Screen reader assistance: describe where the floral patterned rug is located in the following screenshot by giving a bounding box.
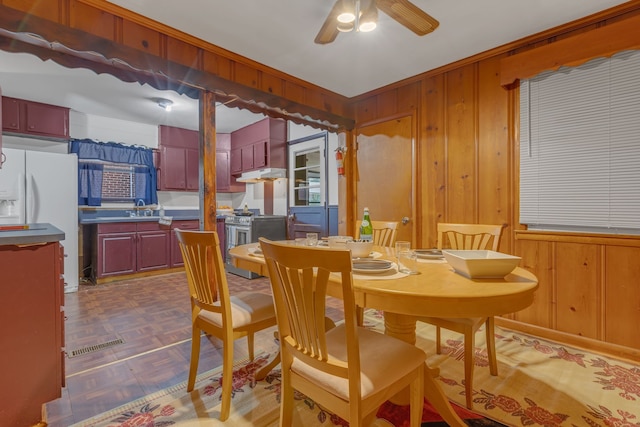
[70,310,640,427]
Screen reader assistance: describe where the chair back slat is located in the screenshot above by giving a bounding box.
[260,238,356,379]
[437,223,504,251]
[355,220,399,247]
[176,229,230,316]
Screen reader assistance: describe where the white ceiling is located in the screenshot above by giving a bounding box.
[0,0,629,132]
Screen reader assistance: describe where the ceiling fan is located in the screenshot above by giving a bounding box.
[315,0,439,44]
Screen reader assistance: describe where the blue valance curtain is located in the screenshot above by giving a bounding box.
[70,139,157,206]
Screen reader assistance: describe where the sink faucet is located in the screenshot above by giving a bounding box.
[136,199,145,216]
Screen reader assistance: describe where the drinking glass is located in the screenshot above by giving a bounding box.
[395,241,418,274]
[395,241,411,255]
[306,232,319,246]
[397,250,419,275]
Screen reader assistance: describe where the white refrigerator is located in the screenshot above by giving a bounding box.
[0,147,79,293]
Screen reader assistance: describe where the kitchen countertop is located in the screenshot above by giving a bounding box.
[0,223,65,246]
[78,209,203,224]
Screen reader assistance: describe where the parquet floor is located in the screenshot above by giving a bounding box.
[44,271,344,426]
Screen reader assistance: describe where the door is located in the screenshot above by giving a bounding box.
[288,133,328,238]
[355,115,415,243]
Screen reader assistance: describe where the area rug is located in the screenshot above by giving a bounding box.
[359,311,640,427]
[71,310,640,427]
[69,352,499,427]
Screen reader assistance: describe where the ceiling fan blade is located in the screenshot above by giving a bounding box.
[376,0,439,36]
[315,0,342,44]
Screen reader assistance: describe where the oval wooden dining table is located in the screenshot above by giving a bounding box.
[229,242,539,427]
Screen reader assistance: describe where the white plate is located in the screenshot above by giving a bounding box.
[352,251,382,260]
[415,249,444,259]
[352,259,394,274]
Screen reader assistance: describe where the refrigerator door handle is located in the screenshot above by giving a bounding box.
[27,173,39,223]
[18,172,26,224]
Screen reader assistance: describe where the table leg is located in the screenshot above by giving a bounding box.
[383,312,466,427]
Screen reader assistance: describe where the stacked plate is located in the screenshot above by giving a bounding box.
[414,249,444,260]
[352,259,394,274]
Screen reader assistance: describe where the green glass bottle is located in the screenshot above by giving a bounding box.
[360,207,373,242]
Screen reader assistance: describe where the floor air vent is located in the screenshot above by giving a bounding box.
[68,338,125,358]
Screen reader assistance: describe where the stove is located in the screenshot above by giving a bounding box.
[224,215,287,279]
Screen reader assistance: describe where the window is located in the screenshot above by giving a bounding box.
[101,164,138,201]
[519,50,640,234]
[289,137,325,207]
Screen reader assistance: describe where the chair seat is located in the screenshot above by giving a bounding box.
[199,292,275,329]
[292,324,426,400]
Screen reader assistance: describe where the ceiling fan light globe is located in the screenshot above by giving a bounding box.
[337,12,356,23]
[358,21,377,32]
[337,21,355,32]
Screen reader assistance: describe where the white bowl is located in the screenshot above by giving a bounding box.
[442,250,522,279]
[345,240,374,258]
[328,235,352,248]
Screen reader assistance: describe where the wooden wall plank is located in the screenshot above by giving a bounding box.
[444,63,477,223]
[122,19,161,56]
[420,74,445,248]
[555,242,601,339]
[477,55,511,252]
[604,246,640,348]
[69,0,114,40]
[514,239,553,327]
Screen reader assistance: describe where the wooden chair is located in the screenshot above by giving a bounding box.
[355,220,399,247]
[417,223,504,409]
[175,229,277,421]
[259,238,426,427]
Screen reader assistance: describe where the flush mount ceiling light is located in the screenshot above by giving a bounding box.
[154,97,173,111]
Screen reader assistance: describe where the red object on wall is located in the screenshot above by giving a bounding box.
[335,148,344,176]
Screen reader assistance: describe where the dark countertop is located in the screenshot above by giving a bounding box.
[79,209,203,224]
[0,223,65,246]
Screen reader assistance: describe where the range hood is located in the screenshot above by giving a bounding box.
[236,168,287,183]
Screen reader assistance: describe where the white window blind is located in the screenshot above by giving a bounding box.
[520,50,640,234]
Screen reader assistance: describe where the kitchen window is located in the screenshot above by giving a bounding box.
[519,49,640,235]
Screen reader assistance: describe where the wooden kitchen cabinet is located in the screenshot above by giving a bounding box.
[170,219,199,267]
[230,117,286,175]
[1,96,69,140]
[0,241,64,427]
[216,133,245,193]
[157,125,199,191]
[95,222,170,280]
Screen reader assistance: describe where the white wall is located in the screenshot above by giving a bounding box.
[70,111,158,148]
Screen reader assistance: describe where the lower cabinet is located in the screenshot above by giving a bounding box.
[0,241,64,426]
[95,222,170,279]
[170,220,200,267]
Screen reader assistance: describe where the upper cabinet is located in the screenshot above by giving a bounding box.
[230,117,287,175]
[216,133,245,193]
[156,125,199,191]
[1,96,69,141]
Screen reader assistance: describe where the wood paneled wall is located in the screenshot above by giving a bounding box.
[348,7,640,358]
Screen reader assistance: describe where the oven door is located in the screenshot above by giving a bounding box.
[225,223,251,261]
